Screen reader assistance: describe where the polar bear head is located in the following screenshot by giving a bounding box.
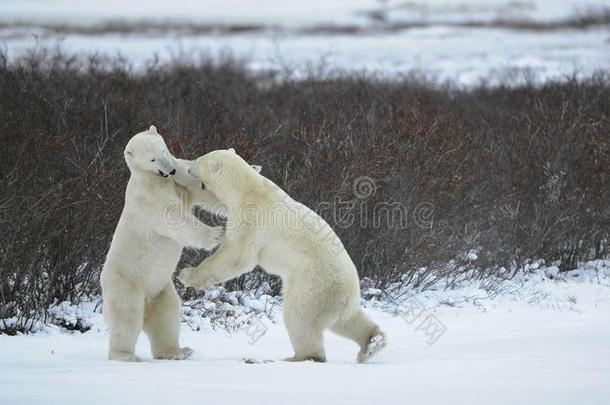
[124,126,176,177]
[188,148,261,202]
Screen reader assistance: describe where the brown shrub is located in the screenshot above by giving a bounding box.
[0,51,608,332]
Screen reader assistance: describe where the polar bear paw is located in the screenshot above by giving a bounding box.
[357,329,387,363]
[154,347,194,360]
[200,225,224,251]
[108,351,141,362]
[177,267,199,288]
[178,267,217,290]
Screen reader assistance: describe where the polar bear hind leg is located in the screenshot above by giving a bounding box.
[283,325,326,362]
[143,283,193,360]
[104,287,145,362]
[331,308,387,363]
[282,303,327,362]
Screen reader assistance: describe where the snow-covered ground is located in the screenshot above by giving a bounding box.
[1,0,608,27]
[1,0,609,84]
[1,304,609,404]
[3,26,608,85]
[1,260,610,404]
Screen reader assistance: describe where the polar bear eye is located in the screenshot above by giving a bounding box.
[151,159,156,162]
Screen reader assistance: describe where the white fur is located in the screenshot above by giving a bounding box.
[179,149,386,363]
[172,157,228,217]
[100,127,223,362]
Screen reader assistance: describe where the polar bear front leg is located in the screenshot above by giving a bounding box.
[155,202,224,251]
[179,237,257,290]
[104,289,145,362]
[144,283,193,360]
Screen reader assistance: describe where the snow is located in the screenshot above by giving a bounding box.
[1,305,609,404]
[3,25,607,85]
[1,260,610,404]
[47,300,103,332]
[1,0,609,85]
[466,249,479,261]
[544,265,561,279]
[0,0,607,26]
[0,0,374,27]
[378,0,610,24]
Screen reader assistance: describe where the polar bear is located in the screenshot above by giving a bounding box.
[100,126,223,362]
[179,149,387,363]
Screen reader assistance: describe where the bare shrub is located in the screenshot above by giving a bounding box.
[0,50,608,333]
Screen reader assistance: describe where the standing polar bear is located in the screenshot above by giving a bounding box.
[179,149,387,363]
[101,126,223,361]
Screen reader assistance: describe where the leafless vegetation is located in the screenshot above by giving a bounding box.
[0,50,608,333]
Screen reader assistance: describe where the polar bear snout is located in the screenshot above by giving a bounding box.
[187,167,201,188]
[158,169,176,177]
[155,156,176,177]
[187,164,200,179]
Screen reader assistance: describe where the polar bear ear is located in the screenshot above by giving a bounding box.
[228,148,236,154]
[148,125,158,135]
[251,164,262,173]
